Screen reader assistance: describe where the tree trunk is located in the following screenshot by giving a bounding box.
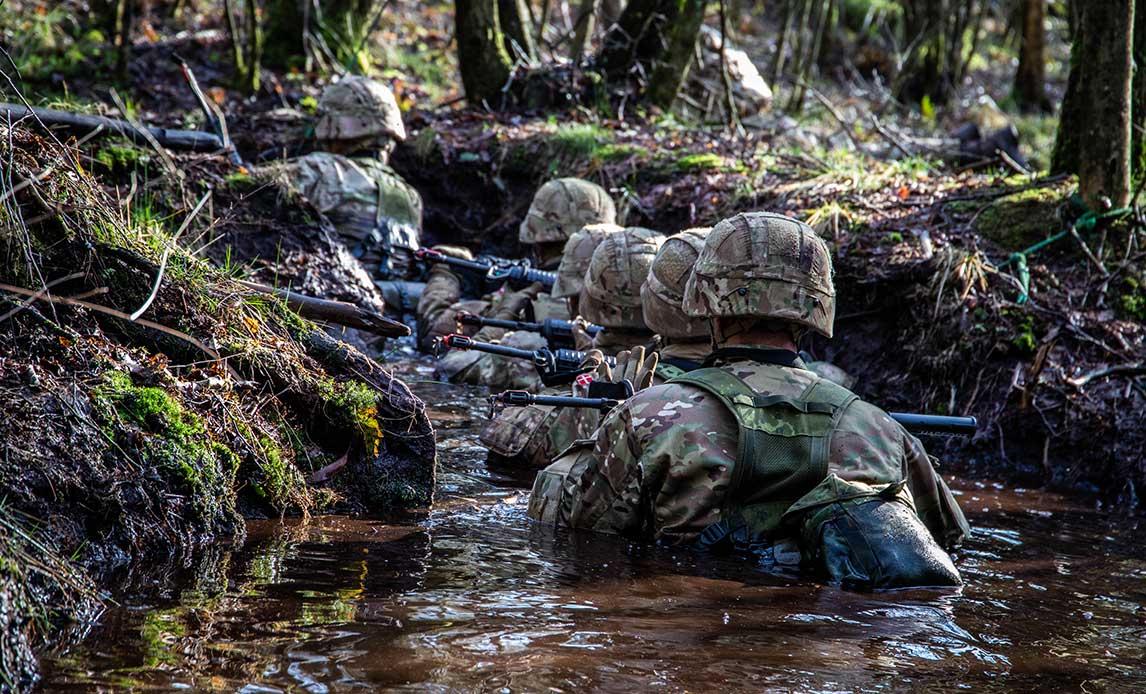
[262,0,307,67]
[1133,0,1146,180]
[498,0,537,60]
[1014,0,1047,112]
[896,0,983,105]
[572,0,600,61]
[598,0,708,108]
[456,0,515,106]
[1052,0,1133,209]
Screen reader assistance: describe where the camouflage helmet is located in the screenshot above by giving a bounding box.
[519,178,617,244]
[579,227,664,329]
[551,223,623,299]
[682,212,835,338]
[314,76,406,148]
[641,227,711,339]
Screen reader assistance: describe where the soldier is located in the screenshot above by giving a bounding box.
[529,212,969,590]
[481,227,664,468]
[550,222,624,317]
[638,227,712,378]
[284,76,424,311]
[420,179,618,388]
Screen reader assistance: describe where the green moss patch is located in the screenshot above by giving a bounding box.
[93,372,238,525]
[972,184,1071,251]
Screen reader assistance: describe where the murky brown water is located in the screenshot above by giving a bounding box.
[38,360,1146,692]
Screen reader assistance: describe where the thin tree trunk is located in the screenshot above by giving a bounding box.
[1052,0,1133,209]
[244,0,262,93]
[571,0,600,61]
[1132,0,1146,181]
[498,0,537,60]
[645,0,707,106]
[1014,0,1047,112]
[456,0,515,106]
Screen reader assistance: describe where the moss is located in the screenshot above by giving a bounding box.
[1117,275,1146,321]
[320,380,385,458]
[547,123,615,162]
[973,184,1069,251]
[671,153,727,173]
[251,435,306,510]
[94,143,147,172]
[224,171,254,188]
[93,372,238,524]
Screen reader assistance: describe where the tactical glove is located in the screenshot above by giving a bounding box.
[570,316,597,351]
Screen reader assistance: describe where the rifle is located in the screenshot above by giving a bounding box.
[434,333,613,386]
[488,390,978,437]
[455,310,602,349]
[415,248,557,292]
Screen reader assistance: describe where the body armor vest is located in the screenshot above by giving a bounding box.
[669,365,857,546]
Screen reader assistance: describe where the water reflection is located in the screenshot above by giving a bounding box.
[39,367,1146,693]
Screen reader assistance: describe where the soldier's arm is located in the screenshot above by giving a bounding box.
[902,433,971,549]
[416,264,464,351]
[562,384,737,545]
[830,400,970,549]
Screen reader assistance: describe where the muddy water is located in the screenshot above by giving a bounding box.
[39,359,1146,692]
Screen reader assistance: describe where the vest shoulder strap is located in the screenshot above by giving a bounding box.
[654,362,688,383]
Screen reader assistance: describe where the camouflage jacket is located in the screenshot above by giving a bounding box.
[528,349,969,551]
[288,152,423,280]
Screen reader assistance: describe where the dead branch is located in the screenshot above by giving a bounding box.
[237,280,411,338]
[1066,363,1146,389]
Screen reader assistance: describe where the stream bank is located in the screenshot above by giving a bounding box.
[0,121,435,689]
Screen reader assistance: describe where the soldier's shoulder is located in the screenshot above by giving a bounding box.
[607,381,729,437]
[837,396,904,437]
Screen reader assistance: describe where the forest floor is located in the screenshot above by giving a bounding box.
[2,0,1145,689]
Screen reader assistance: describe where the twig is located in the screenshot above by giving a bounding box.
[797,79,866,155]
[0,272,84,322]
[1069,225,1109,277]
[0,165,55,206]
[130,190,211,321]
[870,114,915,159]
[0,282,230,370]
[1066,363,1146,389]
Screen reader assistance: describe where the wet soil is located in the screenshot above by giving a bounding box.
[36,356,1146,693]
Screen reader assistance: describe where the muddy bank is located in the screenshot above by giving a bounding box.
[392,111,1146,502]
[0,122,434,688]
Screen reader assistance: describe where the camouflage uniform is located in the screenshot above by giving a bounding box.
[419,179,617,389]
[530,212,969,590]
[284,77,424,287]
[481,227,663,467]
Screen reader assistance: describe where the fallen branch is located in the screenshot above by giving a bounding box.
[0,102,224,152]
[1066,363,1146,389]
[237,280,411,338]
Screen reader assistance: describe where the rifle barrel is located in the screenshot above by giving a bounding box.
[439,334,536,360]
[496,392,619,411]
[888,413,977,436]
